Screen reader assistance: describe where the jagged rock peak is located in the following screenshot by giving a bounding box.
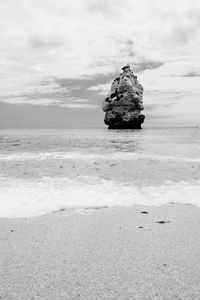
[102,65,145,129]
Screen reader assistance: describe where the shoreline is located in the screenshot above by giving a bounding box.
[1,204,200,299]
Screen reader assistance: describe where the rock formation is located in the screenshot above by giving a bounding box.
[102,64,145,129]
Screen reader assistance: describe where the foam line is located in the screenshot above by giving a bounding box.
[0,176,199,218]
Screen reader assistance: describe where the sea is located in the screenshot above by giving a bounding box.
[0,127,200,218]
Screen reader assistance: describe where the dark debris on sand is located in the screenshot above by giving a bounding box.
[156,221,170,224]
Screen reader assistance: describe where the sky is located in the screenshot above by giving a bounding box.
[0,0,200,128]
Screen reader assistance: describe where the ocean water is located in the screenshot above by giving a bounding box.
[0,127,200,218]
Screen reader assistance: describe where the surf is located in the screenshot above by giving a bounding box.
[0,176,199,218]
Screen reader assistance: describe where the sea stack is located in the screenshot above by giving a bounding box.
[102,64,145,129]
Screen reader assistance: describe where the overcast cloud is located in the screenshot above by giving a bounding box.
[0,0,200,127]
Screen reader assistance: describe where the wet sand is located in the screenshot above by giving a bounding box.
[1,204,200,299]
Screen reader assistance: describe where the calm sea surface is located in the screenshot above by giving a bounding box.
[0,128,200,217]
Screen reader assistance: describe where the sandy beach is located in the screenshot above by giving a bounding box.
[1,204,200,299]
[1,0,200,297]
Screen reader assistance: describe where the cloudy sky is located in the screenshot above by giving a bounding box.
[0,0,200,128]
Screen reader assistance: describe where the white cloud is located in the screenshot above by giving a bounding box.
[87,83,111,96]
[0,0,200,124]
[0,92,98,108]
[1,97,60,106]
[61,103,99,109]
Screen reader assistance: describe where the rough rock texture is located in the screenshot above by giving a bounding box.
[102,65,145,129]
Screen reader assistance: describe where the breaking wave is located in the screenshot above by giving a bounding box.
[0,176,199,218]
[0,151,200,163]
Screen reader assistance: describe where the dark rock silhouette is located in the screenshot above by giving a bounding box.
[102,64,145,129]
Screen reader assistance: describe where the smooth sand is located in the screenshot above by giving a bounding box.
[1,204,200,299]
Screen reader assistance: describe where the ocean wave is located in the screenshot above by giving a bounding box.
[0,176,200,218]
[0,151,199,163]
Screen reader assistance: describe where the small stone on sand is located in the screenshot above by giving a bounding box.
[156,221,170,224]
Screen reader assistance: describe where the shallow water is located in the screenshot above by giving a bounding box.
[0,128,199,217]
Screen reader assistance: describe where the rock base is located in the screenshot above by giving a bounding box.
[106,114,145,129]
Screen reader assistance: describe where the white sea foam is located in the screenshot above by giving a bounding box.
[0,151,199,163]
[0,176,200,218]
